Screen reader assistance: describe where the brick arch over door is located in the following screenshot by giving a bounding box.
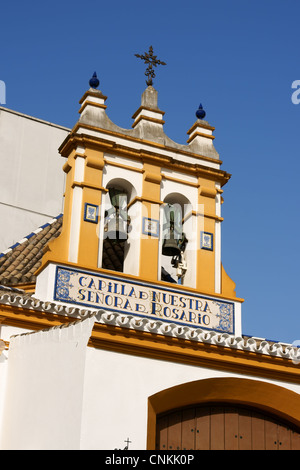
[147,377,300,450]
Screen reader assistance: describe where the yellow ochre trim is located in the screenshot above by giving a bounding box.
[59,131,230,187]
[187,131,215,144]
[78,100,107,115]
[139,161,161,281]
[144,171,163,184]
[132,106,165,120]
[127,195,164,210]
[204,212,224,222]
[66,123,225,167]
[104,158,144,173]
[78,90,107,105]
[162,174,199,188]
[0,339,9,351]
[187,122,215,134]
[0,306,298,386]
[132,115,165,128]
[147,378,300,449]
[86,154,105,170]
[200,186,218,198]
[71,181,108,192]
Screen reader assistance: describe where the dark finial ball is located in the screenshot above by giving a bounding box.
[196,103,206,120]
[89,72,100,89]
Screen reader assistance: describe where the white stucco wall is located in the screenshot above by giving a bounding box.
[0,317,95,450]
[1,316,299,450]
[0,107,69,252]
[0,347,8,441]
[0,324,31,435]
[80,344,300,450]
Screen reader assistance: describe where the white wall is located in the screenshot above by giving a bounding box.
[0,324,32,435]
[0,317,95,450]
[0,347,8,441]
[80,345,300,450]
[0,107,69,252]
[1,316,300,450]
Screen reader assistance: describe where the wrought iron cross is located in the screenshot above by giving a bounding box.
[135,46,166,86]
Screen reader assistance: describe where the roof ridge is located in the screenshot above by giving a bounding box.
[0,213,63,259]
[0,106,71,131]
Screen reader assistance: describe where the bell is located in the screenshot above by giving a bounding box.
[104,211,128,240]
[104,188,128,240]
[162,227,181,257]
[162,204,182,257]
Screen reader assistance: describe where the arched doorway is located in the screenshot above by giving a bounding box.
[156,404,300,450]
[147,378,300,450]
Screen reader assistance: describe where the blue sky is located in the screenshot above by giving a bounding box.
[1,0,300,344]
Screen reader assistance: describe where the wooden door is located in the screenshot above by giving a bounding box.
[156,404,300,450]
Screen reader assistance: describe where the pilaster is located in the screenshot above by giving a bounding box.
[139,161,162,281]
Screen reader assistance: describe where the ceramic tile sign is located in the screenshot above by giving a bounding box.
[54,266,235,334]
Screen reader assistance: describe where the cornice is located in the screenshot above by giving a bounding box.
[132,105,165,120]
[0,291,299,383]
[78,89,107,105]
[60,123,224,166]
[187,121,216,134]
[58,131,231,186]
[131,115,165,128]
[187,131,215,143]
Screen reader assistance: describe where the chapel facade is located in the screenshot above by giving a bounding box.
[0,61,300,450]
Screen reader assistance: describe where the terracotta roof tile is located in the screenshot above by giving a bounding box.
[0,216,63,285]
[0,214,124,286]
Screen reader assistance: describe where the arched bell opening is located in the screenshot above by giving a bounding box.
[100,178,137,273]
[159,193,193,286]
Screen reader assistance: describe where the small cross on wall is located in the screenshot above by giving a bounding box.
[124,437,132,450]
